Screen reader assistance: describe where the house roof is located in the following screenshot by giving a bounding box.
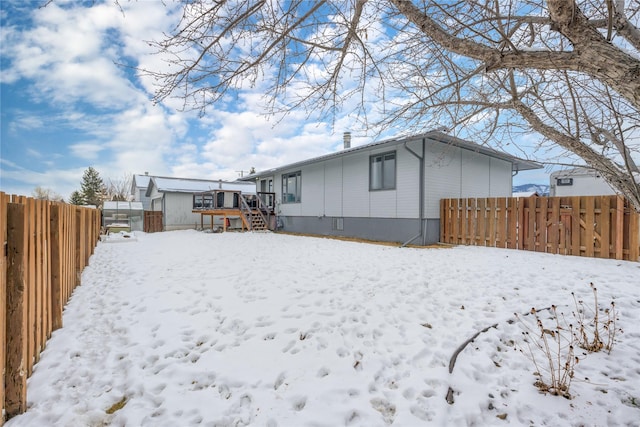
[133,174,151,188]
[241,131,542,179]
[146,177,256,197]
[131,174,152,197]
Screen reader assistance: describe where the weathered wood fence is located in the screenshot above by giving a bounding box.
[144,210,163,233]
[0,192,100,424]
[440,195,640,261]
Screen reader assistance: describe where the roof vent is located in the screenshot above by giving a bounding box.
[343,132,351,149]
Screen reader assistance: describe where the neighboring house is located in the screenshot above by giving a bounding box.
[242,131,541,245]
[131,173,153,210]
[549,167,617,197]
[145,176,256,231]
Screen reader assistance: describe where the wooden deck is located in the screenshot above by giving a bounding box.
[193,190,275,232]
[193,208,271,232]
[193,209,249,231]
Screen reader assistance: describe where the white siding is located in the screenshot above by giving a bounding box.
[164,193,202,230]
[369,190,397,218]
[323,158,343,216]
[395,146,419,218]
[489,157,512,196]
[342,154,370,217]
[424,143,462,218]
[460,150,490,197]
[300,164,325,216]
[550,172,616,196]
[147,184,164,212]
[267,138,515,221]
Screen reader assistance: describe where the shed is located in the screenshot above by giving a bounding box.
[102,201,144,232]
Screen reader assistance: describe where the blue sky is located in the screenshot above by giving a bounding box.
[1,0,549,200]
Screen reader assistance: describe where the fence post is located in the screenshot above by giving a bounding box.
[75,209,81,286]
[629,199,640,261]
[0,193,7,425]
[50,205,63,331]
[5,203,27,418]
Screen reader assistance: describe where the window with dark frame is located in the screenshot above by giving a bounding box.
[282,171,302,203]
[193,194,213,209]
[370,151,396,190]
[556,177,574,186]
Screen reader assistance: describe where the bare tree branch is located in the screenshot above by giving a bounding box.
[142,0,640,211]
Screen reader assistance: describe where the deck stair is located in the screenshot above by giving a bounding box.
[249,210,268,231]
[239,195,270,231]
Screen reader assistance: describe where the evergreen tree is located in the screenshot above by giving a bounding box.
[68,190,84,205]
[80,167,104,207]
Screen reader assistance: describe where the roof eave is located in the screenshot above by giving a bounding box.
[243,131,544,178]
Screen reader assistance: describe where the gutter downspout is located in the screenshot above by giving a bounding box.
[401,138,426,247]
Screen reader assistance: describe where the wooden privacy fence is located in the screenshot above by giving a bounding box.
[144,210,163,233]
[440,195,640,261]
[0,192,100,424]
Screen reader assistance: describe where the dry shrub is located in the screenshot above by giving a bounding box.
[516,306,579,398]
[516,282,621,398]
[572,283,620,354]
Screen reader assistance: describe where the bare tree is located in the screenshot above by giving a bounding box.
[104,172,133,202]
[32,186,64,202]
[145,0,640,211]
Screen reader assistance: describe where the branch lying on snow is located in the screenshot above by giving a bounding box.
[445,307,552,405]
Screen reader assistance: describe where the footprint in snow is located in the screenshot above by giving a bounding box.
[291,396,307,411]
[317,367,330,378]
[274,372,287,390]
[281,340,296,353]
[370,398,396,425]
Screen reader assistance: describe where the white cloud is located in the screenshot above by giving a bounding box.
[3,0,556,204]
[69,143,105,160]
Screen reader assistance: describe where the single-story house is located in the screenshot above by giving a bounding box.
[131,173,153,210]
[549,167,618,197]
[242,130,541,245]
[145,177,256,231]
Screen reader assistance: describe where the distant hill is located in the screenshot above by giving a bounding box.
[513,184,550,196]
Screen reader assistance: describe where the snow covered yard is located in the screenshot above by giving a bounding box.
[5,230,640,427]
